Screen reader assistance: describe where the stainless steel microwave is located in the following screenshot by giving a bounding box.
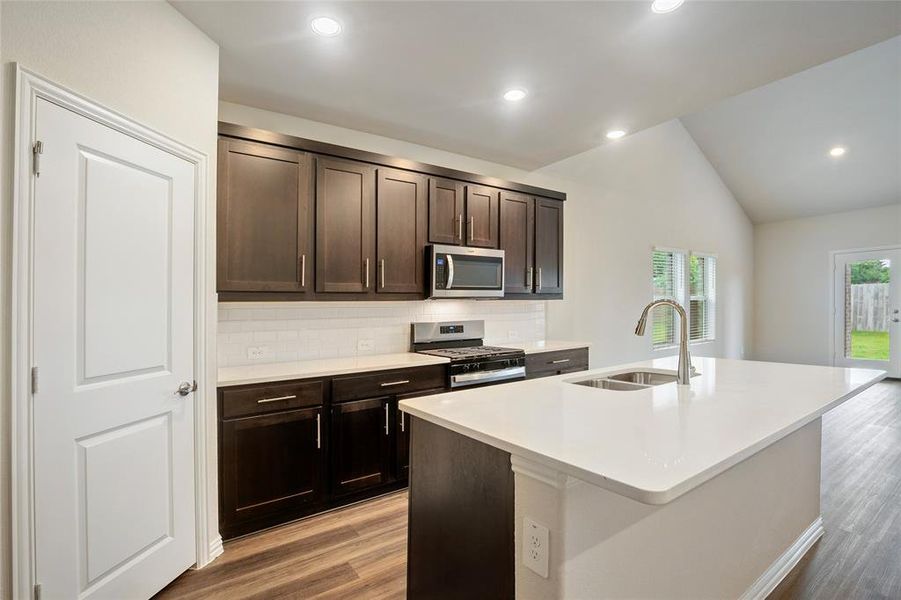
[427,244,505,298]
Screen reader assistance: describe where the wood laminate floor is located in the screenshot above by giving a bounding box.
[156,381,901,600]
[769,379,901,600]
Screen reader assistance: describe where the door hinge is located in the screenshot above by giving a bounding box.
[34,583,42,600]
[32,141,43,177]
[31,366,38,394]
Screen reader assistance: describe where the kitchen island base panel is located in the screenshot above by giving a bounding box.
[406,416,823,599]
[407,417,515,599]
[514,418,823,600]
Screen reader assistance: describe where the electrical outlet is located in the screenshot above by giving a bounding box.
[522,517,549,578]
[508,330,521,341]
[357,339,375,352]
[247,346,268,360]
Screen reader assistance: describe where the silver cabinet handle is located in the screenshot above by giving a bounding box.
[300,254,306,287]
[457,214,463,241]
[384,403,390,435]
[257,394,296,404]
[537,267,543,291]
[316,412,321,449]
[364,258,370,289]
[400,411,405,433]
[468,216,474,242]
[176,381,197,396]
[380,380,410,387]
[550,359,570,364]
[380,258,386,289]
[526,267,533,289]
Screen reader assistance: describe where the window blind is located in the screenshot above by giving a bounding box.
[689,254,716,343]
[651,249,686,349]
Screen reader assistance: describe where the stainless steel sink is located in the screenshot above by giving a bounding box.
[608,371,678,386]
[569,369,698,391]
[572,378,649,391]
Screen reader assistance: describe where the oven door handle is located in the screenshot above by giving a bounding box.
[451,366,526,387]
[446,255,455,290]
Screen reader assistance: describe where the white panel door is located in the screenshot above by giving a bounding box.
[32,97,196,599]
[833,248,901,378]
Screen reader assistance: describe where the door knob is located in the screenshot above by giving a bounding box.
[176,381,197,396]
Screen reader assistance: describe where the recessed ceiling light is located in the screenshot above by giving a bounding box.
[651,0,685,14]
[606,130,627,140]
[829,146,847,157]
[503,88,528,102]
[311,16,342,37]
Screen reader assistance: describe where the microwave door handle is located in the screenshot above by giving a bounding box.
[446,255,455,289]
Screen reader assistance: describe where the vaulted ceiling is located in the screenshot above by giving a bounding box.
[682,36,900,223]
[174,1,901,170]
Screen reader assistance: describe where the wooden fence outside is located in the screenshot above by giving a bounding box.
[851,283,890,331]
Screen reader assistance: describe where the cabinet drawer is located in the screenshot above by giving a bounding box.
[332,365,447,403]
[220,380,325,419]
[525,348,589,379]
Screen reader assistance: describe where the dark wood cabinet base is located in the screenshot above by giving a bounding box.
[407,417,515,600]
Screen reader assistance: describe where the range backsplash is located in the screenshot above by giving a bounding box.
[217,300,547,367]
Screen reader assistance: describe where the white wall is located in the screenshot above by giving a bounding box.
[0,2,219,596]
[754,203,901,366]
[536,119,755,367]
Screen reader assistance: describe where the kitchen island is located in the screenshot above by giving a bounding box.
[399,356,885,600]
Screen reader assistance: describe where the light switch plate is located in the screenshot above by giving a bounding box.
[522,517,549,578]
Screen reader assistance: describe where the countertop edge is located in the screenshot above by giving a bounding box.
[400,368,887,505]
[218,354,451,387]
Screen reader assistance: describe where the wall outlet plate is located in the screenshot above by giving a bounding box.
[522,517,549,578]
[357,339,375,352]
[247,346,268,360]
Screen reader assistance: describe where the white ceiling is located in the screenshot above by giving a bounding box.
[682,36,901,223]
[172,1,901,170]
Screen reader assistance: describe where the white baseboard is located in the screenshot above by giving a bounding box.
[205,535,224,566]
[740,516,824,600]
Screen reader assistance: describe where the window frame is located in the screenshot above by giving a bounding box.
[650,247,717,351]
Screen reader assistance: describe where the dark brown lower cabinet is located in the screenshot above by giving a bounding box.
[525,347,589,379]
[330,397,393,496]
[219,406,324,539]
[396,387,446,481]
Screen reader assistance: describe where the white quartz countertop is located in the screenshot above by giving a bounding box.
[219,353,450,387]
[504,340,590,354]
[399,356,885,505]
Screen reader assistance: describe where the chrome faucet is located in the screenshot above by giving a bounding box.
[635,299,693,385]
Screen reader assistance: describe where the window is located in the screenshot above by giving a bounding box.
[689,254,716,343]
[651,249,716,349]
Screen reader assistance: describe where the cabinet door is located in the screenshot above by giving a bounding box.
[330,397,392,496]
[395,388,446,481]
[219,406,323,536]
[428,178,464,245]
[499,191,535,294]
[315,157,375,293]
[465,185,500,248]
[217,139,312,292]
[376,168,428,294]
[535,198,564,295]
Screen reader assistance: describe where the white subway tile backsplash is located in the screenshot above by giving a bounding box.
[217,300,547,367]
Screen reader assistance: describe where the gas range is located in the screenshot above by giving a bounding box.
[411,321,526,389]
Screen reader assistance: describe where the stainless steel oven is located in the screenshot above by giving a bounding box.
[427,244,505,298]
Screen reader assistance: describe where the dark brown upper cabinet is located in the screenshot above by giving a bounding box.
[499,191,535,294]
[465,185,500,248]
[428,178,465,245]
[376,168,428,294]
[315,157,376,293]
[535,198,564,295]
[217,139,312,292]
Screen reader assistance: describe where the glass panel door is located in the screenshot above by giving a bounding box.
[834,249,901,377]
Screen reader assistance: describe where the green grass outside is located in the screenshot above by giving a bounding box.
[850,330,890,361]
